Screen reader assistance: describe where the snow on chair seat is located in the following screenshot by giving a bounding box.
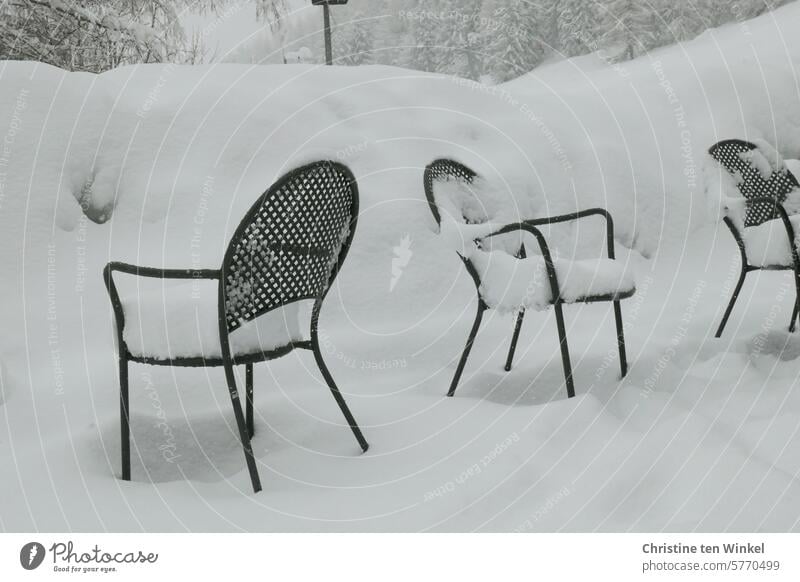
[119,280,304,361]
[742,214,800,268]
[424,158,633,400]
[470,252,636,311]
[707,139,800,336]
[103,161,369,494]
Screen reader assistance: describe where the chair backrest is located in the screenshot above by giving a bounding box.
[424,158,480,227]
[222,161,358,332]
[708,139,800,227]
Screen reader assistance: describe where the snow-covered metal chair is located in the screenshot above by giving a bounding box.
[103,161,369,493]
[424,159,634,399]
[708,139,800,336]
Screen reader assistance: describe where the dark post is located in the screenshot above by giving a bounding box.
[323,4,332,65]
[312,0,348,65]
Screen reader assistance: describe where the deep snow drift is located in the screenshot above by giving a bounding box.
[2,5,800,531]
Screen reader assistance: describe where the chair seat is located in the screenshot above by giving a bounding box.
[120,280,304,361]
[743,214,800,268]
[469,249,636,312]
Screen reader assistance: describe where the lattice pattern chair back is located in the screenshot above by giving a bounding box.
[424,158,480,226]
[709,139,800,227]
[223,161,358,332]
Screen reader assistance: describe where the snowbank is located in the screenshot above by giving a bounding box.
[5,4,800,269]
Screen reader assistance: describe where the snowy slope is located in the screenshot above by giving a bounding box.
[1,4,800,531]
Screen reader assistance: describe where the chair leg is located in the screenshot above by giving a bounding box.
[613,300,628,377]
[716,268,747,338]
[448,303,486,397]
[553,303,576,399]
[222,359,262,493]
[311,342,369,452]
[245,363,254,439]
[504,308,526,372]
[119,356,131,481]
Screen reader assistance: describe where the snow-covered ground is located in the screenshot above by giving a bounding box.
[2,5,800,531]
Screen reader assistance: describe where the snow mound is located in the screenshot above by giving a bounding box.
[1,2,800,282]
[431,177,522,226]
[748,330,800,361]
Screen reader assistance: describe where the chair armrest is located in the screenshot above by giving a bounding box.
[479,222,562,304]
[104,261,221,280]
[523,208,616,260]
[102,262,221,354]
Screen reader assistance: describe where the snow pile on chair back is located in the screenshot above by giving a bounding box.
[432,177,509,225]
[434,177,527,256]
[740,139,786,181]
[705,138,800,266]
[705,139,800,229]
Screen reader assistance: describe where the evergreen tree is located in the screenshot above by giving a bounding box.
[656,0,713,45]
[558,0,598,57]
[538,0,561,55]
[350,21,375,66]
[482,0,546,82]
[335,17,375,66]
[0,0,288,72]
[598,0,659,61]
[410,4,441,73]
[736,0,794,21]
[439,0,485,79]
[230,0,798,76]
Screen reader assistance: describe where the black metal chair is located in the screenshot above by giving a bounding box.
[424,159,633,399]
[708,139,800,337]
[424,160,530,373]
[104,161,369,493]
